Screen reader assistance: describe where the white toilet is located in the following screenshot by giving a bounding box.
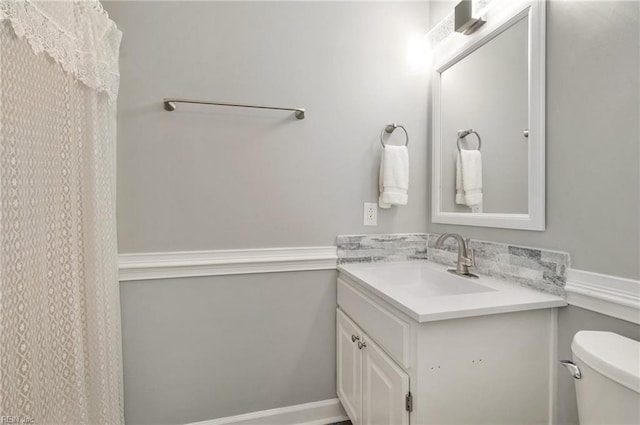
[568,331,640,424]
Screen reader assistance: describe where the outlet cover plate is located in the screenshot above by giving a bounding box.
[364,202,378,226]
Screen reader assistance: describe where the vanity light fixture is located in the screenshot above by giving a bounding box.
[454,0,486,35]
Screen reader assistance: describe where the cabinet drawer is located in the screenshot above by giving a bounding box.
[338,277,411,368]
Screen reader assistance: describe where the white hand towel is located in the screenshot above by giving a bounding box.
[460,149,482,206]
[378,145,409,209]
[455,153,465,205]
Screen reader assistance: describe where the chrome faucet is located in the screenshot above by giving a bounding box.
[434,233,478,278]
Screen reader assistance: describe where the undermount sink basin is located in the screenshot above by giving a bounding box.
[338,260,567,322]
[367,262,495,298]
[341,261,495,298]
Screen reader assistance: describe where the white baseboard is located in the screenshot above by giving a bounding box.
[119,246,337,281]
[185,398,348,425]
[566,269,640,324]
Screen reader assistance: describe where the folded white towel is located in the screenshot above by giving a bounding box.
[378,145,409,209]
[457,149,482,206]
[455,153,465,205]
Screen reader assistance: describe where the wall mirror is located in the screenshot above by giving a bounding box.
[431,0,545,230]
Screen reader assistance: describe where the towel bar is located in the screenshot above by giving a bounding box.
[163,98,305,120]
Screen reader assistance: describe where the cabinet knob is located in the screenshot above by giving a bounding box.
[352,334,360,343]
[357,341,366,350]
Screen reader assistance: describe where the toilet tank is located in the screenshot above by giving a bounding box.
[571,331,640,425]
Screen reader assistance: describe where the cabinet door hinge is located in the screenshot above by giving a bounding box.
[405,392,413,412]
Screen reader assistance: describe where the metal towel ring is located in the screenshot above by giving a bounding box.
[457,129,481,153]
[380,123,409,147]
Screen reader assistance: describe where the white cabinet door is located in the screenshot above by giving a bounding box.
[362,336,410,425]
[337,309,363,425]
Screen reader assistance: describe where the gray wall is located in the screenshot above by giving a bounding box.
[428,0,640,280]
[120,271,337,425]
[103,1,430,423]
[108,0,430,254]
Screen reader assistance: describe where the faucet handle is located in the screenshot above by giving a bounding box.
[462,249,475,267]
[464,238,475,266]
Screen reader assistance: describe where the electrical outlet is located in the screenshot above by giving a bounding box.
[363,202,378,226]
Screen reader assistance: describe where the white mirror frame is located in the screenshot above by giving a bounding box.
[431,0,545,231]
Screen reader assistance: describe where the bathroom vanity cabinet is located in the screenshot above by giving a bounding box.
[336,264,565,425]
[337,308,410,425]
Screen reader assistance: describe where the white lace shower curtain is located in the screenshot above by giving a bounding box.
[0,1,123,423]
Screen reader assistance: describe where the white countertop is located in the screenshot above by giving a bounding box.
[338,261,567,322]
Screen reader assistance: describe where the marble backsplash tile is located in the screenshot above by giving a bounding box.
[426,234,570,296]
[336,233,570,296]
[336,233,429,264]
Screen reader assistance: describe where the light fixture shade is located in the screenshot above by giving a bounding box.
[455,0,486,35]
